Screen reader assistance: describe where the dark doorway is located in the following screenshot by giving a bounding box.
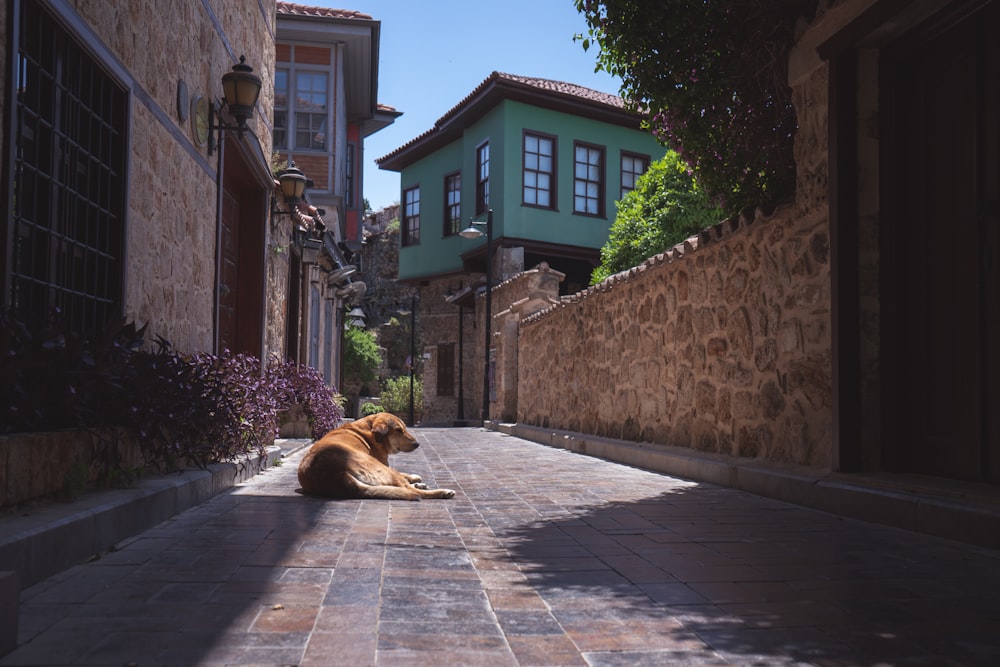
[882,2,1000,483]
[217,138,265,358]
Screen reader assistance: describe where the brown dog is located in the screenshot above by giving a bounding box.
[296,412,455,500]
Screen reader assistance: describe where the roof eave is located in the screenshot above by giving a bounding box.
[376,76,644,172]
[276,13,381,123]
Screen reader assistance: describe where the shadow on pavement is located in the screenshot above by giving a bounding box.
[499,487,1000,667]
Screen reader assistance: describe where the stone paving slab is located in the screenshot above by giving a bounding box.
[2,427,1000,666]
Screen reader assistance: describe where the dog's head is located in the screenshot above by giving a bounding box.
[359,412,419,454]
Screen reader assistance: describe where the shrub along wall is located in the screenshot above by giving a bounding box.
[516,205,833,469]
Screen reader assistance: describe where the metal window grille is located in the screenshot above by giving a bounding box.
[10,3,127,338]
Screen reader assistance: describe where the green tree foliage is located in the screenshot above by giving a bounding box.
[343,325,381,385]
[591,151,723,284]
[574,0,817,214]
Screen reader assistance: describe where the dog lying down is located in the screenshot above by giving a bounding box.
[297,412,455,501]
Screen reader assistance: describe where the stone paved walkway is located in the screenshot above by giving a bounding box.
[3,427,999,666]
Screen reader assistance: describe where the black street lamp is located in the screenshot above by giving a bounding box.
[459,209,493,423]
[398,295,417,427]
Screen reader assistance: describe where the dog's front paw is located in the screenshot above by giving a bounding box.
[439,488,456,499]
[412,482,428,490]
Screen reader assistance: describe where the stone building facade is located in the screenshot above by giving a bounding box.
[471,4,837,468]
[472,0,1000,509]
[1,1,276,356]
[2,1,392,400]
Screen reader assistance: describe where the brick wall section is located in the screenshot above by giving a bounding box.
[516,207,833,468]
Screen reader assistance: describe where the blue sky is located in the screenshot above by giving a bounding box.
[314,0,623,211]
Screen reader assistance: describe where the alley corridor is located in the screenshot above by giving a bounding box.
[3,427,999,666]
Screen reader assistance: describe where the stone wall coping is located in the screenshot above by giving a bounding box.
[492,261,566,293]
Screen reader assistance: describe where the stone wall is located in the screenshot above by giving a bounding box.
[126,103,221,351]
[264,223,295,362]
[67,1,276,353]
[516,205,833,469]
[495,9,837,470]
[418,279,479,424]
[0,431,143,508]
[490,264,564,422]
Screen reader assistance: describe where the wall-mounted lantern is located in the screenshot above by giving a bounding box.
[208,56,262,155]
[272,163,308,221]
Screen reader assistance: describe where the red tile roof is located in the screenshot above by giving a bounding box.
[275,2,372,20]
[377,71,636,171]
[457,71,625,115]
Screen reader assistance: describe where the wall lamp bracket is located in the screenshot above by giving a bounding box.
[207,56,262,156]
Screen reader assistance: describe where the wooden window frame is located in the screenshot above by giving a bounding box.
[523,130,557,210]
[292,69,329,151]
[475,140,490,216]
[573,141,606,218]
[402,185,421,246]
[443,171,462,236]
[620,151,650,199]
[274,68,289,150]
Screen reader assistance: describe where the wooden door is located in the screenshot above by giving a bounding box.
[885,2,1000,483]
[216,138,265,359]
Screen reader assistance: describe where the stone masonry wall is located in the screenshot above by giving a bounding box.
[68,0,275,353]
[419,278,483,425]
[510,11,836,469]
[517,206,833,469]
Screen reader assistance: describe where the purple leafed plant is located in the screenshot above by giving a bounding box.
[1,312,343,484]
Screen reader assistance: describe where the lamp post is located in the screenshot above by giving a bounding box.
[398,296,417,426]
[459,209,493,423]
[408,294,416,426]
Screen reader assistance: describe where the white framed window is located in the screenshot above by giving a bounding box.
[574,141,605,217]
[403,186,421,246]
[523,131,556,209]
[273,66,329,152]
[621,151,650,198]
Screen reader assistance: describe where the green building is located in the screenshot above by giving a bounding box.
[377,71,665,293]
[375,71,664,424]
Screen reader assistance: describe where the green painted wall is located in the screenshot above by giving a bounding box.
[398,100,664,281]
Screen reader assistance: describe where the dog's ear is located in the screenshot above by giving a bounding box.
[371,413,391,441]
